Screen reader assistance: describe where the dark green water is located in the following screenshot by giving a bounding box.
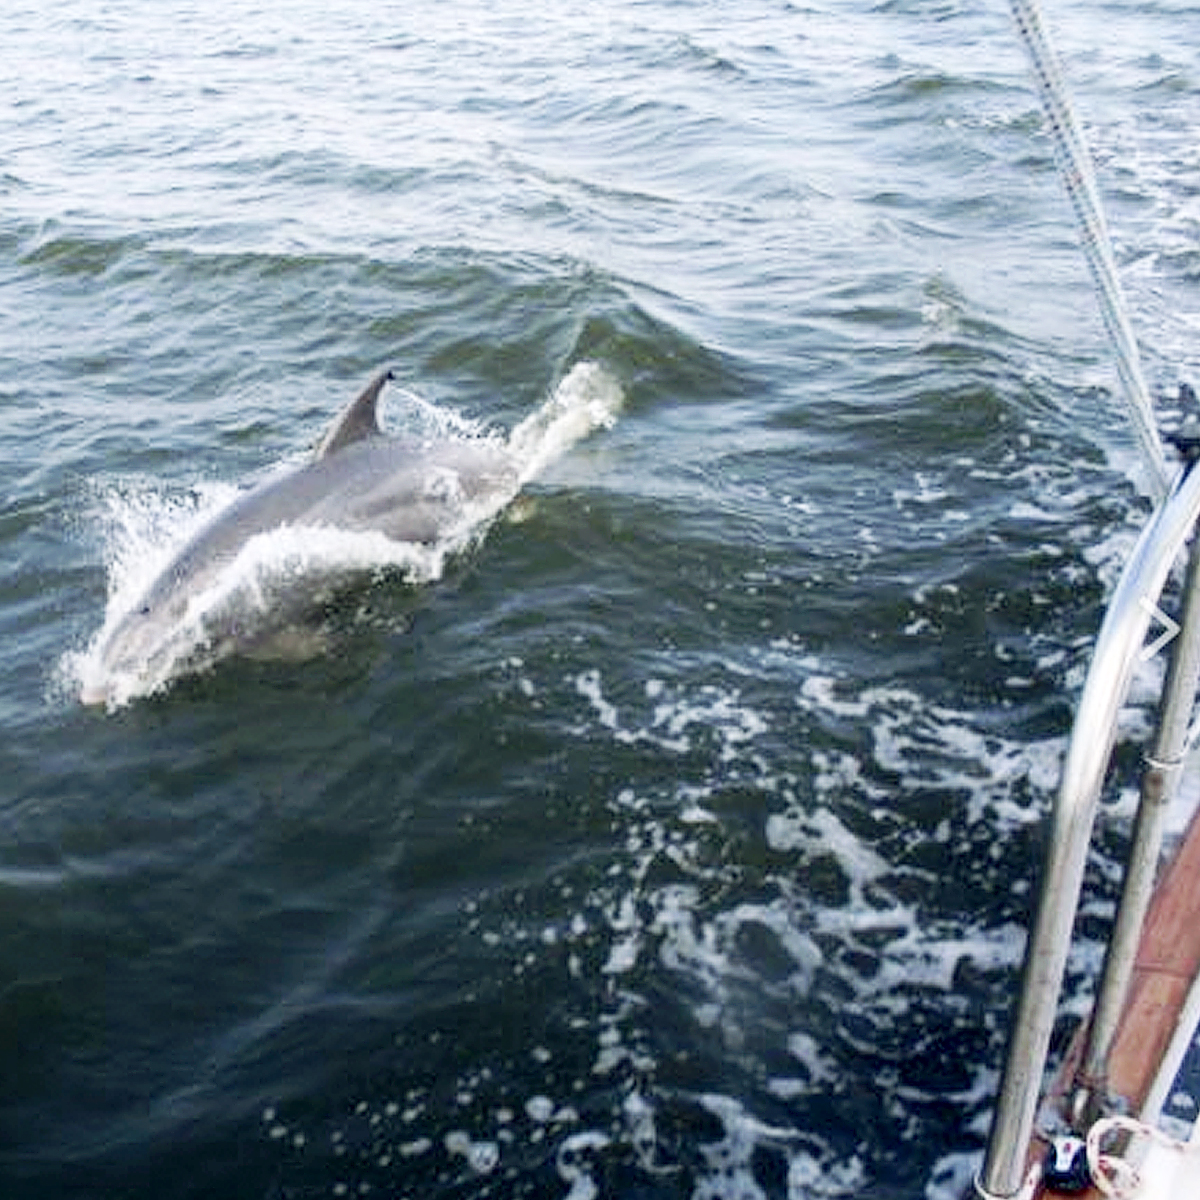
[2,2,1199,1197]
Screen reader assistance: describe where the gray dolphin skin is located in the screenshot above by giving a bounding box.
[82,368,520,704]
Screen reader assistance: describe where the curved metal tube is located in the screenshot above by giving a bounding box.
[1075,534,1200,1121]
[980,461,1200,1199]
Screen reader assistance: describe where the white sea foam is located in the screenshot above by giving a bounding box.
[573,669,770,762]
[253,641,1067,1198]
[797,672,1065,830]
[541,650,1073,1195]
[555,1131,611,1200]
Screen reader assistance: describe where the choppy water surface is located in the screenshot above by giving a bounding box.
[2,2,1199,1197]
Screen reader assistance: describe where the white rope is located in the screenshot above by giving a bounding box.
[1008,0,1170,499]
[1086,1114,1200,1198]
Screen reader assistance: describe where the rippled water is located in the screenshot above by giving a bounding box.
[2,2,1199,1197]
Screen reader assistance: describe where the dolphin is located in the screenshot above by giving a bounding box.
[81,368,522,705]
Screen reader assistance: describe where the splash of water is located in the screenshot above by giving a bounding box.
[509,361,623,485]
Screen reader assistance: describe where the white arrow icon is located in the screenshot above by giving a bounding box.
[1139,596,1181,662]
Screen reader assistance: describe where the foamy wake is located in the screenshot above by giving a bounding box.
[66,362,623,707]
[255,653,1060,1198]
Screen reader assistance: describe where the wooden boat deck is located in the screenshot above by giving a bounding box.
[1029,798,1200,1198]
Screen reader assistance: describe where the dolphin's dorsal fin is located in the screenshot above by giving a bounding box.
[315,368,395,459]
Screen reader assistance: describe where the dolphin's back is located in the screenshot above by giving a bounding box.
[302,437,519,542]
[134,436,518,617]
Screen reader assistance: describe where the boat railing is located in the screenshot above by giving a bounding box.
[978,450,1200,1199]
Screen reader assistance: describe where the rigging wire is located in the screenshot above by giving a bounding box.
[1009,0,1171,499]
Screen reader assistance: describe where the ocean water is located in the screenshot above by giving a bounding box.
[2,1,1199,1197]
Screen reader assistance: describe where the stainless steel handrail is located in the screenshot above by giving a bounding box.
[1072,531,1200,1126]
[979,459,1200,1199]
